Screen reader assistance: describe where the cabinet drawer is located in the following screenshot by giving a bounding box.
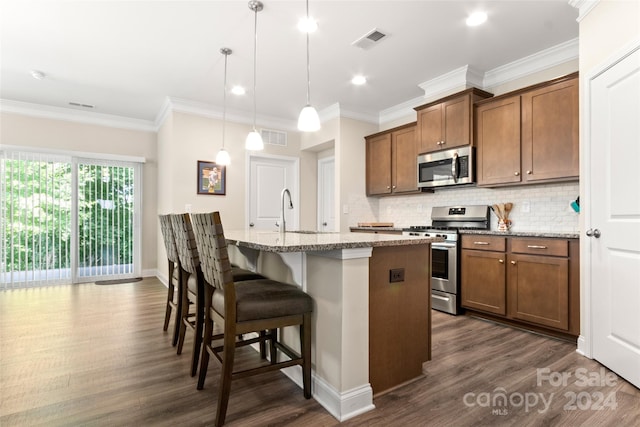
[461,235,506,251]
[510,238,568,257]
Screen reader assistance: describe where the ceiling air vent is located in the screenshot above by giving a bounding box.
[352,28,388,50]
[261,128,287,146]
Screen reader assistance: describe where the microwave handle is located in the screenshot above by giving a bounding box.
[451,152,458,183]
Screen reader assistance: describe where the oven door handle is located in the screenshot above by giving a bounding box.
[432,294,451,301]
[432,242,457,249]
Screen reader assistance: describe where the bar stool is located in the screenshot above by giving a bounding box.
[158,214,181,346]
[170,213,266,377]
[191,211,313,426]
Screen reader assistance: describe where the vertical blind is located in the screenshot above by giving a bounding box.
[1,149,142,289]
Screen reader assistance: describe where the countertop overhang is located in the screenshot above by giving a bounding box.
[459,230,580,239]
[224,229,442,253]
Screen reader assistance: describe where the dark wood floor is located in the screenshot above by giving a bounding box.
[1,278,638,426]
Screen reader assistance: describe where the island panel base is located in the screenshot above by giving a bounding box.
[369,244,431,395]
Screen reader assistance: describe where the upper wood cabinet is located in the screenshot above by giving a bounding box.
[475,73,579,187]
[414,88,493,154]
[365,123,419,196]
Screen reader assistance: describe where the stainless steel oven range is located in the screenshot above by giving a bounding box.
[402,205,489,315]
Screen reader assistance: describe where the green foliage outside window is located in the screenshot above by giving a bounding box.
[1,159,134,275]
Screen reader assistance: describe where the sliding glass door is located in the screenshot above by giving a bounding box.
[1,150,142,289]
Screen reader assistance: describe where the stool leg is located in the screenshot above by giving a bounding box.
[171,272,183,347]
[190,273,204,377]
[197,285,213,390]
[177,270,189,355]
[302,313,312,399]
[215,330,236,427]
[163,261,174,331]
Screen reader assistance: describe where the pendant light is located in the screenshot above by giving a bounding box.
[245,1,264,151]
[215,48,232,165]
[297,0,320,132]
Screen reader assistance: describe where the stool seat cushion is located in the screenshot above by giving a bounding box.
[212,279,313,322]
[231,267,265,282]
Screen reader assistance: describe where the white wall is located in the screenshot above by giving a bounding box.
[0,112,158,275]
[155,110,317,279]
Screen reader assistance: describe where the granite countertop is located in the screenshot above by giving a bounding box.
[224,229,442,253]
[349,226,404,232]
[460,229,580,239]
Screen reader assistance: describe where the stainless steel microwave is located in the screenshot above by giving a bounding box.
[417,146,474,188]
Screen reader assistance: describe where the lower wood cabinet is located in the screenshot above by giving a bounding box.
[461,247,506,315]
[461,235,579,338]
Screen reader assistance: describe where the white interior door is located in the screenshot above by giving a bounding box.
[588,45,640,388]
[248,155,299,231]
[317,157,336,231]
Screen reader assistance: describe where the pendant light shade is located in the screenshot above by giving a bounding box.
[246,1,264,151]
[298,105,320,131]
[216,47,232,165]
[215,148,231,165]
[297,0,320,132]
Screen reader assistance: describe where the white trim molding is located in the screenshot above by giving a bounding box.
[282,366,375,422]
[569,0,600,22]
[0,99,157,132]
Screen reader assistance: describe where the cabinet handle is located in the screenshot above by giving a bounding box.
[526,170,532,175]
[511,261,516,265]
[527,245,547,249]
[441,140,446,145]
[514,171,520,176]
[499,259,504,263]
[392,185,396,189]
[436,141,442,146]
[386,186,391,189]
[473,241,490,245]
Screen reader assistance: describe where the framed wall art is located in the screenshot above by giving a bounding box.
[197,160,226,195]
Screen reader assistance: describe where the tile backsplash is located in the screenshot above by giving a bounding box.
[349,181,579,233]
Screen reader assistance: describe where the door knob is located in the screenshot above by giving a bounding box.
[249,223,255,227]
[586,228,601,238]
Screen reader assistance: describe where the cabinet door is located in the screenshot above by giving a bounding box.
[507,253,569,330]
[476,96,522,186]
[392,126,418,193]
[521,77,579,182]
[366,133,392,195]
[461,249,506,315]
[442,94,471,150]
[417,104,443,154]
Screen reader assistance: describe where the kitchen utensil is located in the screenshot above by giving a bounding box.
[504,202,513,219]
[492,204,502,219]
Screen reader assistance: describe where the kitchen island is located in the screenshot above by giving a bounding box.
[224,230,440,421]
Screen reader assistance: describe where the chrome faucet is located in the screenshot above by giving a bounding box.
[277,188,293,233]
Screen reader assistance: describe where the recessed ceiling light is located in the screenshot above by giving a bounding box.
[351,75,367,85]
[231,85,246,95]
[298,16,318,33]
[30,70,46,80]
[466,11,487,27]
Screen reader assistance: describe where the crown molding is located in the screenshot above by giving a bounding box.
[319,102,378,125]
[483,38,579,88]
[378,95,424,126]
[165,97,298,132]
[568,0,600,22]
[380,39,579,125]
[0,99,157,132]
[417,64,485,100]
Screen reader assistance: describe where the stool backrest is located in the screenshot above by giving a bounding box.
[170,213,200,275]
[191,212,236,314]
[158,214,180,265]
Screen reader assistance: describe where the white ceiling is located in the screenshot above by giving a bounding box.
[0,1,579,130]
